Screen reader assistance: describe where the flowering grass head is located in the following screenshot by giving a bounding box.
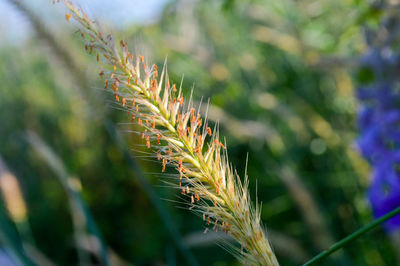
[56,1,279,264]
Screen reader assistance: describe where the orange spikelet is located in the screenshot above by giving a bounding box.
[122,97,126,107]
[195,193,200,201]
[191,195,194,203]
[153,64,158,78]
[178,97,184,106]
[182,188,186,195]
[178,157,182,169]
[186,186,190,194]
[104,79,108,89]
[113,65,117,70]
[65,12,72,21]
[136,105,139,113]
[172,84,177,92]
[115,94,120,102]
[139,55,146,69]
[157,134,161,145]
[207,127,212,136]
[162,159,166,172]
[146,136,151,148]
[216,186,220,195]
[97,53,99,62]
[150,79,157,91]
[138,118,143,126]
[194,146,201,154]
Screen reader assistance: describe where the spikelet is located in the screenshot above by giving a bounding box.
[57,1,278,265]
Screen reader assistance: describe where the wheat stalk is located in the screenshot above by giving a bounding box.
[55,1,279,264]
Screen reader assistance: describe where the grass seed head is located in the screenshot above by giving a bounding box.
[57,1,279,265]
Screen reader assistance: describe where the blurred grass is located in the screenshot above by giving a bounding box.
[25,131,110,265]
[0,0,398,265]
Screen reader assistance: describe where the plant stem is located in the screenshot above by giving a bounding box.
[303,206,400,266]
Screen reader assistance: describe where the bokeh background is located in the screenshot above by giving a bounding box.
[0,0,398,265]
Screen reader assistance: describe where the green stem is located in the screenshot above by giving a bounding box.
[303,206,400,266]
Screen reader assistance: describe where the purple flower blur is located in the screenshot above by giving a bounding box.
[368,162,400,230]
[357,48,400,231]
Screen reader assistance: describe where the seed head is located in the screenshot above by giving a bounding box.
[57,1,279,265]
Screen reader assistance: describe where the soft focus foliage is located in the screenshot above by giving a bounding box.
[0,0,399,265]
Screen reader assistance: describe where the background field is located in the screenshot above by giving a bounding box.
[0,0,398,265]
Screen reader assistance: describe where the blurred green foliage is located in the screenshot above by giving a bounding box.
[0,0,399,265]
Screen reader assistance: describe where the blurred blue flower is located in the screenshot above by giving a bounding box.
[357,48,400,231]
[368,161,400,230]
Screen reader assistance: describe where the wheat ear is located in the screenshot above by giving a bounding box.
[56,1,279,265]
